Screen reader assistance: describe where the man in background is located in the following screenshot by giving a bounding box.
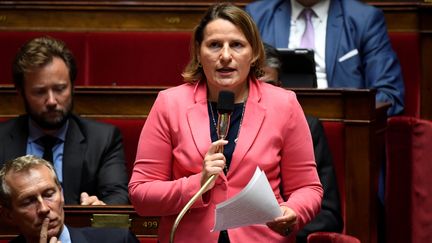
[0,155,139,243]
[246,0,405,116]
[0,36,129,205]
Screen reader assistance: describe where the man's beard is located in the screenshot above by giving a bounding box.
[24,98,73,130]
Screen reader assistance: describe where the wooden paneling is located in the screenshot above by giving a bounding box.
[0,85,162,118]
[0,1,425,32]
[0,205,160,240]
[0,9,204,32]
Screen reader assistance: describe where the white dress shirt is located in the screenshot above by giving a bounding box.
[289,0,330,88]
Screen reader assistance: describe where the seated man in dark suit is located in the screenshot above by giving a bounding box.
[0,36,129,205]
[262,43,343,243]
[0,155,139,243]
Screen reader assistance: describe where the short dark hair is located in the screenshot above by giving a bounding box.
[12,36,77,90]
[263,42,282,77]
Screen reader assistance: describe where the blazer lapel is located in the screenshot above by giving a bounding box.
[187,81,212,159]
[229,80,265,174]
[62,117,86,204]
[275,1,292,48]
[325,0,344,85]
[187,101,212,159]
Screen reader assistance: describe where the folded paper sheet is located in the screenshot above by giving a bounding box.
[212,167,282,231]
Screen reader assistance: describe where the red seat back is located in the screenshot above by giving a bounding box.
[0,31,192,87]
[389,32,421,117]
[386,116,432,243]
[322,121,346,232]
[86,32,191,86]
[97,118,146,177]
[0,31,87,86]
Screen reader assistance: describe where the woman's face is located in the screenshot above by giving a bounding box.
[199,18,254,98]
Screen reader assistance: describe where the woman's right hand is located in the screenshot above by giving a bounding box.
[201,139,228,192]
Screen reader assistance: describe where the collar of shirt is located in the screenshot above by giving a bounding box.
[59,225,72,243]
[28,118,69,143]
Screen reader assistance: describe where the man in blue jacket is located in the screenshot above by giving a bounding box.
[246,0,405,116]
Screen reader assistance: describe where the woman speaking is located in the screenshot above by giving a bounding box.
[129,3,323,243]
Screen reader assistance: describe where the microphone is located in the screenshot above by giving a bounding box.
[216,90,235,149]
[169,91,235,243]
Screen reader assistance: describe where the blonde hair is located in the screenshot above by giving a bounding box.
[182,3,265,83]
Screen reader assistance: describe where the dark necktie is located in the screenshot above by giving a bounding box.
[37,135,59,163]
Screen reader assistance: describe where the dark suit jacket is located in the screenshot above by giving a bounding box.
[0,114,129,205]
[295,116,343,243]
[9,226,140,243]
[246,0,405,116]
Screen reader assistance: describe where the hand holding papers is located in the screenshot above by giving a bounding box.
[212,167,282,231]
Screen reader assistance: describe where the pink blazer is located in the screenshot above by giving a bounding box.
[129,79,323,243]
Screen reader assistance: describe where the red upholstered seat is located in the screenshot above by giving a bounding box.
[0,31,192,87]
[385,116,432,243]
[0,31,87,86]
[306,121,351,242]
[0,31,420,104]
[322,121,346,231]
[86,32,191,86]
[307,232,361,243]
[98,118,146,177]
[139,238,158,243]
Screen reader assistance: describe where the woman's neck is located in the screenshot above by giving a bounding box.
[207,82,249,104]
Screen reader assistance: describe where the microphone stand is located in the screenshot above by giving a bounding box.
[169,170,219,243]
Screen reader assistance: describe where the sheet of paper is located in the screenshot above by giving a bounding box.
[212,167,282,231]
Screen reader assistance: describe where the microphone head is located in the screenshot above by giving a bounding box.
[217,91,235,114]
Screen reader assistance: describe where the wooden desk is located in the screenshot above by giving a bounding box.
[0,85,387,243]
[0,205,159,240]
